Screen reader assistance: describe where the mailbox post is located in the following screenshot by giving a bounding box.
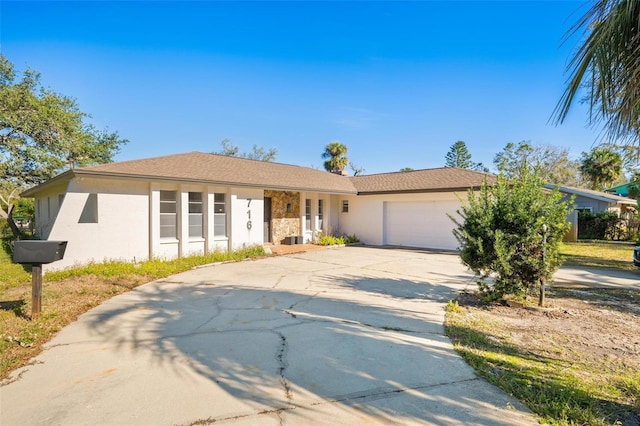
[13,241,67,319]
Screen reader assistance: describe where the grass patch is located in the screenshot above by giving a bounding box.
[445,290,640,425]
[560,240,637,270]
[0,245,266,380]
[0,249,32,292]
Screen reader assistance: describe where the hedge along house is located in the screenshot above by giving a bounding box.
[21,152,492,271]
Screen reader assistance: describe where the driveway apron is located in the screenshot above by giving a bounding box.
[1,246,537,425]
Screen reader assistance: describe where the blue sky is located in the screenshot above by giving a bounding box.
[1,1,600,174]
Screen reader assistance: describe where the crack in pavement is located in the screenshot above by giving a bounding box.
[271,274,286,288]
[179,377,484,425]
[282,309,439,335]
[282,254,355,270]
[272,330,293,405]
[194,291,230,331]
[307,377,483,406]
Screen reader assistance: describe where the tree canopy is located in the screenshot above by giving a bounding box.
[628,171,640,200]
[0,54,127,219]
[445,141,473,168]
[493,141,579,185]
[553,0,640,146]
[579,146,623,191]
[322,141,348,173]
[216,138,277,162]
[451,166,574,304]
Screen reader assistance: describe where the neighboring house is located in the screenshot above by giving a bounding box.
[545,184,638,215]
[605,182,636,198]
[22,152,493,270]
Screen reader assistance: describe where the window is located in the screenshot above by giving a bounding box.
[318,199,324,230]
[342,200,349,213]
[576,207,593,216]
[188,192,203,238]
[160,190,177,239]
[305,199,311,230]
[214,193,227,237]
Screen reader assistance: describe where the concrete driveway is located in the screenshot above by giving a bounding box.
[1,246,537,425]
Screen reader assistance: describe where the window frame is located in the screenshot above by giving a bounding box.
[188,192,204,239]
[305,198,312,230]
[214,193,227,238]
[318,199,324,230]
[342,200,349,213]
[159,190,178,239]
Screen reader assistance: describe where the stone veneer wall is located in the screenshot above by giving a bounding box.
[265,190,300,244]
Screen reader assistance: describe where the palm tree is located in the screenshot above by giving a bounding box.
[580,147,623,190]
[553,0,640,145]
[322,141,348,173]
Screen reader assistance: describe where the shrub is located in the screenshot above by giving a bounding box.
[578,211,627,240]
[315,232,359,246]
[451,166,574,303]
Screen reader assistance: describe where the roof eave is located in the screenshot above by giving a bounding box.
[20,170,75,197]
[70,169,358,195]
[356,186,480,196]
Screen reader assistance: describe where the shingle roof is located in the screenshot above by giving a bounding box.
[545,184,637,205]
[22,153,497,197]
[350,167,496,194]
[73,152,358,194]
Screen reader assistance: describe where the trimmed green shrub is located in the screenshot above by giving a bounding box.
[451,166,574,302]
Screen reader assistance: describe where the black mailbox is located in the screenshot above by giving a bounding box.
[13,240,68,265]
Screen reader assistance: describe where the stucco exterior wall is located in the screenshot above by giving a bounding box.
[336,194,383,244]
[45,178,150,271]
[573,195,616,214]
[338,192,464,249]
[230,188,264,249]
[33,175,340,271]
[34,183,69,240]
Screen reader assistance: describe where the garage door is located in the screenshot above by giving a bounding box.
[383,201,460,250]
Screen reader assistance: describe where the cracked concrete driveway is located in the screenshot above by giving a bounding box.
[1,246,537,425]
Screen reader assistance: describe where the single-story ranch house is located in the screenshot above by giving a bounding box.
[22,152,494,270]
[545,184,637,215]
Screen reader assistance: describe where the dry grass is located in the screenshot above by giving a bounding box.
[0,274,149,379]
[445,288,640,425]
[0,246,266,380]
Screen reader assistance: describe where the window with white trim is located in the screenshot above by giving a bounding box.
[214,193,227,237]
[188,192,203,238]
[160,190,177,239]
[305,199,311,230]
[318,199,324,230]
[342,200,349,213]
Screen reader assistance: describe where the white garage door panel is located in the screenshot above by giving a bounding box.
[384,201,459,250]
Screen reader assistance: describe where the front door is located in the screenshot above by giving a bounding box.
[263,197,272,243]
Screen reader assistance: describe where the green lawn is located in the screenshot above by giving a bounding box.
[560,240,637,270]
[0,249,31,291]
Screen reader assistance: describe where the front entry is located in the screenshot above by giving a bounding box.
[264,197,272,243]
